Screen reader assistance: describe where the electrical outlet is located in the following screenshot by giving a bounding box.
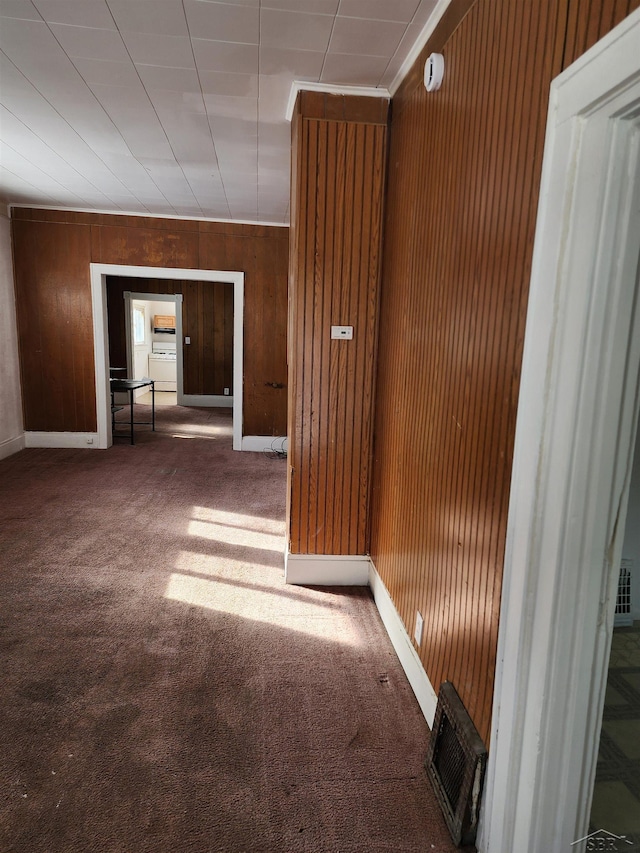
[414,611,424,646]
[223,387,230,395]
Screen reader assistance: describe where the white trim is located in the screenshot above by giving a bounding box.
[286,80,390,123]
[0,433,25,460]
[369,562,439,727]
[241,434,285,452]
[284,552,370,585]
[90,264,245,452]
[24,432,100,449]
[388,0,455,96]
[180,394,233,408]
[8,204,288,229]
[481,10,640,853]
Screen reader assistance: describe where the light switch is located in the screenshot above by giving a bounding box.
[185,336,191,344]
[331,325,353,340]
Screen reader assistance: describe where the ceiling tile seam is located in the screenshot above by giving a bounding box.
[100,2,203,216]
[0,103,125,205]
[317,4,340,82]
[0,165,59,201]
[180,0,233,220]
[0,47,147,212]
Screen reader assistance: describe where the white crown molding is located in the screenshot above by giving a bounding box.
[388,0,455,96]
[8,204,289,229]
[286,80,390,123]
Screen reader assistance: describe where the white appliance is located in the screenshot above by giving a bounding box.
[148,341,177,391]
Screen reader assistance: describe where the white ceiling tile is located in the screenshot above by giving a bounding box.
[146,88,206,115]
[260,9,333,52]
[0,0,40,20]
[184,0,259,44]
[0,0,438,222]
[191,38,258,73]
[379,22,423,88]
[33,0,115,28]
[49,22,129,61]
[258,121,289,148]
[107,0,188,36]
[203,94,257,120]
[412,0,439,28]
[321,51,389,85]
[122,32,195,68]
[74,57,140,87]
[329,16,405,56]
[257,74,291,123]
[261,0,338,13]
[338,0,420,24]
[209,115,256,143]
[200,70,257,97]
[136,64,201,94]
[259,46,324,78]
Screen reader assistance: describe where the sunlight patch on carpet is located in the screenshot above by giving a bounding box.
[191,506,285,536]
[163,572,362,645]
[187,519,283,552]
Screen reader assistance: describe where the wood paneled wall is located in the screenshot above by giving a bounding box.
[288,93,389,555]
[370,0,640,745]
[11,209,288,436]
[107,276,233,397]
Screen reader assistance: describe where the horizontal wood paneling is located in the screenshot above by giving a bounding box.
[369,0,639,746]
[11,211,288,436]
[288,95,388,555]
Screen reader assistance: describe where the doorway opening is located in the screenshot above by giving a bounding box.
[90,263,244,451]
[590,424,640,843]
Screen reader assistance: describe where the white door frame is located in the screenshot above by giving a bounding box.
[90,264,244,451]
[123,291,182,390]
[479,10,640,852]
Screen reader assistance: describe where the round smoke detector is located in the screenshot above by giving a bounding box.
[424,53,445,92]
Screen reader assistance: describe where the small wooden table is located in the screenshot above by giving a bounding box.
[110,378,155,445]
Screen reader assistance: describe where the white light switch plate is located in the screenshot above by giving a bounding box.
[414,611,424,646]
[331,325,353,340]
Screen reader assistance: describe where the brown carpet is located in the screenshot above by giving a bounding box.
[0,405,467,853]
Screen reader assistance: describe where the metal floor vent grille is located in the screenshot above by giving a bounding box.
[614,560,633,627]
[425,681,487,847]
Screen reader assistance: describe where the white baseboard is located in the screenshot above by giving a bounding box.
[180,394,233,407]
[24,432,100,449]
[285,552,370,585]
[241,435,286,453]
[369,561,439,728]
[0,433,25,460]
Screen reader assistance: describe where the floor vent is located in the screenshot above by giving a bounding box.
[614,560,633,627]
[425,681,487,847]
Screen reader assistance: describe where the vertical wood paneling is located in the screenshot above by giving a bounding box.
[562,0,640,66]
[12,220,94,432]
[370,0,635,745]
[288,95,388,555]
[12,210,288,436]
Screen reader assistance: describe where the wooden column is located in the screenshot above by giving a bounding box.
[287,92,389,556]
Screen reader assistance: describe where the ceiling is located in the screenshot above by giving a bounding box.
[0,0,438,225]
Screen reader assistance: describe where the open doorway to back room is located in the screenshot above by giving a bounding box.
[90,263,245,451]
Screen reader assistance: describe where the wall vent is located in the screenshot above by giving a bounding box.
[425,681,487,846]
[614,559,633,627]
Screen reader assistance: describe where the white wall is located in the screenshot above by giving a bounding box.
[621,425,640,620]
[0,212,24,459]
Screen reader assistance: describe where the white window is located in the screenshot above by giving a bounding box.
[133,305,145,345]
